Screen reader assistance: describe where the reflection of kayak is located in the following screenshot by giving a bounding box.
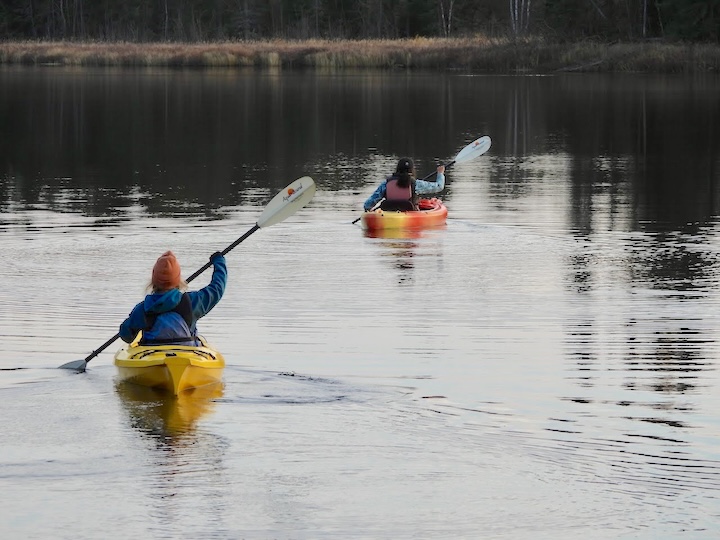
[364,226,444,239]
[114,336,225,395]
[361,198,448,231]
[115,380,224,438]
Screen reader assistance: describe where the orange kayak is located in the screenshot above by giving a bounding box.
[360,198,448,231]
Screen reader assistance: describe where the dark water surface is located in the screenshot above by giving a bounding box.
[1,66,719,539]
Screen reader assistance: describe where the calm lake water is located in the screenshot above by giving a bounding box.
[1,65,720,539]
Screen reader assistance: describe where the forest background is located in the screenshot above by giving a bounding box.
[0,0,718,72]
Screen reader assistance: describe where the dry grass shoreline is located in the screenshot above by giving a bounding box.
[1,37,719,73]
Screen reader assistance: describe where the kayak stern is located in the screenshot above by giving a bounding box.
[114,340,225,395]
[360,198,448,231]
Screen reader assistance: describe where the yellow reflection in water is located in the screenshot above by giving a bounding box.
[364,225,447,240]
[115,381,224,440]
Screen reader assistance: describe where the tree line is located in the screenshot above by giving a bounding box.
[0,0,716,43]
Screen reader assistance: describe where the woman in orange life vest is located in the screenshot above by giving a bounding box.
[363,157,446,212]
[119,250,227,346]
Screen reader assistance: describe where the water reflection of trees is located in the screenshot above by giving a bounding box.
[563,231,717,378]
[562,78,720,231]
[2,69,719,228]
[0,68,458,218]
[560,232,717,473]
[551,72,720,468]
[563,318,711,425]
[488,74,720,232]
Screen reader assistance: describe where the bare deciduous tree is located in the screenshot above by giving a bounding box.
[510,0,530,36]
[439,0,454,37]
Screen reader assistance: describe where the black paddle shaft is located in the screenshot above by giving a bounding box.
[184,223,260,283]
[418,159,454,181]
[83,333,122,363]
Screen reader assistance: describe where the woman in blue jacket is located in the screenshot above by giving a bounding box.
[119,250,227,346]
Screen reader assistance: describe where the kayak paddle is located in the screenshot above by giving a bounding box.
[59,176,317,373]
[352,135,492,224]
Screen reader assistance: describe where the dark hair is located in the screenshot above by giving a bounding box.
[394,157,415,188]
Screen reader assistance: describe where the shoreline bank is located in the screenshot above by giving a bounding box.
[1,38,719,74]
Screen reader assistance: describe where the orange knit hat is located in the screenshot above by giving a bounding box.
[151,251,182,290]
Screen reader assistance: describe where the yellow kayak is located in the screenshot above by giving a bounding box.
[114,335,225,395]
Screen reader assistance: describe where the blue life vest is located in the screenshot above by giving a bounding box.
[140,293,198,346]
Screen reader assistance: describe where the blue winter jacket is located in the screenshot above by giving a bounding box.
[119,255,228,345]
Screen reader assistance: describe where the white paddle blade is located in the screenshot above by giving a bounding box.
[257,176,316,228]
[454,136,492,164]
